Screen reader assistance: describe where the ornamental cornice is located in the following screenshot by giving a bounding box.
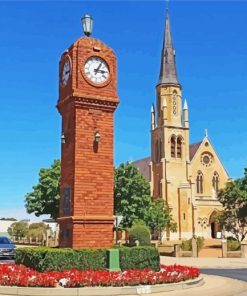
[74,96,118,111]
[57,94,119,112]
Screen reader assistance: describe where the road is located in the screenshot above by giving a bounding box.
[0,259,14,264]
[202,268,247,296]
[202,268,247,282]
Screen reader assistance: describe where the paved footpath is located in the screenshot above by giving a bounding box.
[159,256,247,295]
[161,256,247,269]
[163,275,247,296]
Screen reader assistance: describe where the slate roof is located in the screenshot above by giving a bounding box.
[158,12,180,86]
[189,141,202,161]
[133,142,202,181]
[132,157,151,181]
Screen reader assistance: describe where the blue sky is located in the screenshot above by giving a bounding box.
[0,1,246,220]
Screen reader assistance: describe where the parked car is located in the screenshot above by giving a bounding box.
[0,236,16,260]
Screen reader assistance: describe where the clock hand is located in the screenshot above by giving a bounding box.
[97,70,108,74]
[94,63,102,74]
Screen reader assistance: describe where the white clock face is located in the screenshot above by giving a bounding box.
[84,57,110,84]
[61,59,71,86]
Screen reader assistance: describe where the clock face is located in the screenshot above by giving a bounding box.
[61,59,71,86]
[84,57,110,84]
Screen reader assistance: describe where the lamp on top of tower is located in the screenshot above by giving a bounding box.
[81,14,93,37]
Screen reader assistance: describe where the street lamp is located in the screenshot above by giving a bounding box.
[81,14,93,37]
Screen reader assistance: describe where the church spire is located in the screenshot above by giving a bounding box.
[158,10,180,86]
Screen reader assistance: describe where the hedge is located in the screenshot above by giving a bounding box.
[15,247,107,272]
[119,246,160,271]
[15,246,160,272]
[181,236,205,252]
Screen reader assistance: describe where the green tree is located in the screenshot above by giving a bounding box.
[144,198,176,241]
[7,221,29,240]
[217,170,247,242]
[114,162,151,228]
[128,223,151,246]
[27,223,47,242]
[25,159,61,219]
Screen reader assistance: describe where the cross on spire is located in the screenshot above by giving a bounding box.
[166,0,169,12]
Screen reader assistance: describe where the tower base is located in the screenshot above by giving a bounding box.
[58,216,114,249]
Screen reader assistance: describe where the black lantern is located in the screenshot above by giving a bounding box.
[81,14,93,37]
[61,132,66,144]
[94,131,101,143]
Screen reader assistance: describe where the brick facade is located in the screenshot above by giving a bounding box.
[57,37,119,248]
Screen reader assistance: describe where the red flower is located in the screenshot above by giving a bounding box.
[0,263,200,288]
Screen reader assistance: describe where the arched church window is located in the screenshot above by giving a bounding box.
[171,136,176,158]
[212,172,219,193]
[177,137,182,158]
[196,171,203,194]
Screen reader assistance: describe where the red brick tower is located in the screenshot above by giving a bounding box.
[57,19,119,248]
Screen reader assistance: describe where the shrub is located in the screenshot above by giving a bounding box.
[119,246,160,271]
[181,240,191,251]
[181,236,204,252]
[128,224,151,246]
[196,236,205,251]
[15,247,107,272]
[227,238,240,251]
[15,246,159,272]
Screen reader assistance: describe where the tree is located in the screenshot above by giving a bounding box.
[7,221,28,240]
[217,170,247,242]
[0,218,17,221]
[144,198,176,241]
[25,159,61,219]
[27,223,47,243]
[114,162,151,228]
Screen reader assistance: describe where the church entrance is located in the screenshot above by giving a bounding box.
[209,211,221,239]
[198,211,222,257]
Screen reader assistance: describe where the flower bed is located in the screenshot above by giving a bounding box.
[0,264,200,288]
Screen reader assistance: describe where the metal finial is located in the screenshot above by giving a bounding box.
[205,129,208,138]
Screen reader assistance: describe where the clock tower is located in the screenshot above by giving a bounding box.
[57,16,119,248]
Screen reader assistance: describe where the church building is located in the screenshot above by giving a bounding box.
[133,11,230,240]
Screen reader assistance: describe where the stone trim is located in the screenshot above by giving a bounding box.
[0,277,204,296]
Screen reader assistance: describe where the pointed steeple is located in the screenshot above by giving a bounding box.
[151,104,155,130]
[183,99,188,110]
[158,11,180,86]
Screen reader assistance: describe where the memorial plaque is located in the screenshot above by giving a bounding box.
[63,187,71,215]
